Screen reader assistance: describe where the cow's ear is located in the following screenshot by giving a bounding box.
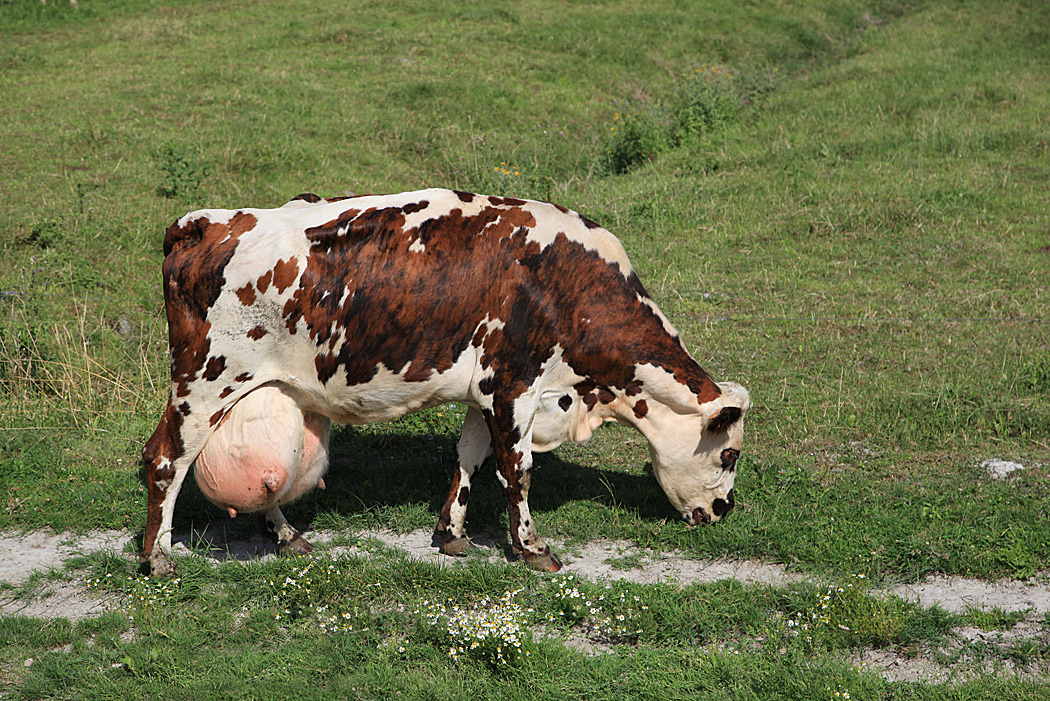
[706,406,743,434]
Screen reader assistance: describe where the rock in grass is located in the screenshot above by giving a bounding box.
[981,459,1025,480]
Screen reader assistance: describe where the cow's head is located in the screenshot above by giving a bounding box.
[644,381,751,527]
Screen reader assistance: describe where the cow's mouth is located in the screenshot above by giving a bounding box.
[684,506,712,527]
[684,491,735,527]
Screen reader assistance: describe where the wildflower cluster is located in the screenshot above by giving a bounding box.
[530,121,563,136]
[269,557,369,635]
[311,603,369,634]
[549,575,649,640]
[827,686,851,700]
[86,572,182,610]
[493,161,522,177]
[776,574,907,648]
[414,589,532,666]
[86,572,182,628]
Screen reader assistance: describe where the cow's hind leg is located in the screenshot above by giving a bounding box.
[259,506,314,555]
[436,407,491,556]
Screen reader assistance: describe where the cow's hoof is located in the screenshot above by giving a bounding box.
[150,553,177,578]
[439,535,475,557]
[278,532,313,555]
[521,549,563,573]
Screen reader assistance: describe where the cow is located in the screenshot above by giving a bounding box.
[141,188,750,577]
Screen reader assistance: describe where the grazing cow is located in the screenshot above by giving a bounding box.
[141,188,750,576]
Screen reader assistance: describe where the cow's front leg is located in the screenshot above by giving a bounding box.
[140,402,196,577]
[486,410,562,573]
[436,407,492,556]
[259,506,314,555]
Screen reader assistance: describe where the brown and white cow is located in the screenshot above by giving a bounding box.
[141,188,750,576]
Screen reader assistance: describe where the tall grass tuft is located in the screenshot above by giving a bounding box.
[0,295,165,426]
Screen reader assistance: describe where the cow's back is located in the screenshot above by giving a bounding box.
[161,188,697,421]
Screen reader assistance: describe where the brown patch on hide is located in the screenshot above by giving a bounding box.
[402,200,429,215]
[272,257,299,293]
[235,283,256,306]
[161,211,256,400]
[203,356,226,381]
[488,196,526,207]
[256,270,272,293]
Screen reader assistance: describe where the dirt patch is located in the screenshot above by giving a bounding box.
[890,575,1050,615]
[4,527,1050,616]
[0,530,127,588]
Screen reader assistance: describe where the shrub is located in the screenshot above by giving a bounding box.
[670,66,740,145]
[600,102,668,175]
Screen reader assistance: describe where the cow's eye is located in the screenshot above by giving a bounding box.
[720,448,740,471]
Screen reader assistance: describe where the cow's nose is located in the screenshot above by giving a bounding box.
[688,506,713,526]
[712,489,735,518]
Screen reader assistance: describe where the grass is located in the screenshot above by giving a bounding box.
[964,606,1027,632]
[2,0,1049,695]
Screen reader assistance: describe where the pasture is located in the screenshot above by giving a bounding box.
[1,0,1048,697]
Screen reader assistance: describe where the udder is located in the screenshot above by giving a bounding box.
[195,384,331,517]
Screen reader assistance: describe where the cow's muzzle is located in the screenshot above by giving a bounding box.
[684,490,734,527]
[685,506,711,527]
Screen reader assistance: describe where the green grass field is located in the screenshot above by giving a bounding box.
[2,0,1049,697]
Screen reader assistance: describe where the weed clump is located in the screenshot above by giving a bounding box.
[414,588,533,666]
[548,574,651,641]
[670,66,740,144]
[156,143,210,202]
[600,64,760,174]
[269,556,371,634]
[601,100,669,175]
[773,574,922,649]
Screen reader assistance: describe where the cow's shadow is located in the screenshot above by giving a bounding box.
[149,423,670,565]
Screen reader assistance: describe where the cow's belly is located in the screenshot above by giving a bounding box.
[280,348,481,426]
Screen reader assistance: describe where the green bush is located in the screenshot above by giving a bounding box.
[600,102,669,175]
[670,66,740,144]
